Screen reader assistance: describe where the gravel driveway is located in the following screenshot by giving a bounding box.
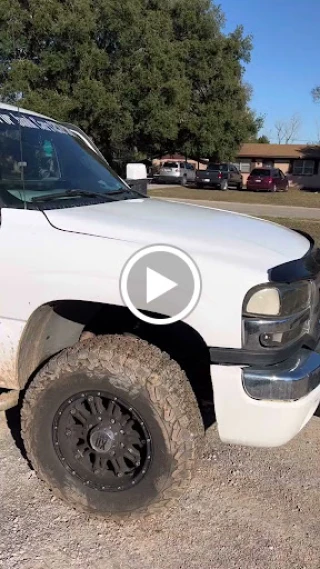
[1,409,320,569]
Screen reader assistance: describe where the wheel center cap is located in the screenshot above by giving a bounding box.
[90,427,116,453]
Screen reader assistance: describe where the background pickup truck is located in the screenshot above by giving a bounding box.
[195,162,243,190]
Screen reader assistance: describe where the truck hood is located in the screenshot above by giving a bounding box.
[44,197,310,271]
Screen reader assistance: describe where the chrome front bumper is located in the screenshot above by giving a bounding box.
[242,348,320,401]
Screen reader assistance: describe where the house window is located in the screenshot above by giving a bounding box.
[292,160,315,176]
[233,160,251,173]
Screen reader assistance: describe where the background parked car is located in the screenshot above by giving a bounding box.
[158,161,196,185]
[246,168,289,192]
[195,162,243,190]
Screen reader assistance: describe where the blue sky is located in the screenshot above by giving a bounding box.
[220,0,320,143]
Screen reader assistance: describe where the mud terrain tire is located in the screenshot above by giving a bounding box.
[21,335,204,518]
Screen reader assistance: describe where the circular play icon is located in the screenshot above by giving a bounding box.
[120,245,202,325]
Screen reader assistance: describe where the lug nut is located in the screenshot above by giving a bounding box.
[120,429,124,435]
[111,419,115,424]
[65,429,71,437]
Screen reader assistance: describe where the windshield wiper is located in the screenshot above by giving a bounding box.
[106,189,130,195]
[103,187,147,198]
[31,189,126,203]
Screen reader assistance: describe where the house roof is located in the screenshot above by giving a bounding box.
[160,154,187,161]
[238,143,320,160]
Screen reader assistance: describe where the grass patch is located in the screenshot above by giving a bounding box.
[262,218,320,246]
[149,185,320,208]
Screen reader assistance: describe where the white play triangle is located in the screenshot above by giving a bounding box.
[146,267,178,304]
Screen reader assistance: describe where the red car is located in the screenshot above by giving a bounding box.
[246,168,289,192]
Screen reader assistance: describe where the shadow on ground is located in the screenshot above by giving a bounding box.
[6,400,29,463]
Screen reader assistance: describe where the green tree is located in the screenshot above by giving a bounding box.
[256,135,270,144]
[247,134,270,143]
[0,0,261,163]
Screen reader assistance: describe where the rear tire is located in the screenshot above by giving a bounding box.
[21,335,204,518]
[237,182,243,190]
[196,183,204,189]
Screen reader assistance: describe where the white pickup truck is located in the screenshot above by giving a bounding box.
[0,102,320,519]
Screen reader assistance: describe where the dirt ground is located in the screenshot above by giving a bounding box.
[1,410,320,569]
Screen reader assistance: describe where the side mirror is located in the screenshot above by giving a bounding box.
[126,163,148,196]
[126,163,147,180]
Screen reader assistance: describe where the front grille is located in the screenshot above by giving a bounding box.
[308,276,320,343]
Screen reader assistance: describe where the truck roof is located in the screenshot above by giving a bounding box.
[0,102,52,121]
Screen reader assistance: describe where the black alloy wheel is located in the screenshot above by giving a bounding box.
[53,391,152,491]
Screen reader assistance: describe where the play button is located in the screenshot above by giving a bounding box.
[120,244,201,325]
[146,268,178,304]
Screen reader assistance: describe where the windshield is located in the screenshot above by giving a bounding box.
[250,168,271,177]
[0,109,139,209]
[207,163,228,171]
[162,162,179,169]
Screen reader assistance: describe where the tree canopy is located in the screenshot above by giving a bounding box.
[0,0,262,163]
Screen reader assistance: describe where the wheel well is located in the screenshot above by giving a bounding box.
[18,300,214,428]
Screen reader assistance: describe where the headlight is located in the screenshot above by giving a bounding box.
[244,282,311,317]
[243,281,312,351]
[245,287,280,316]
